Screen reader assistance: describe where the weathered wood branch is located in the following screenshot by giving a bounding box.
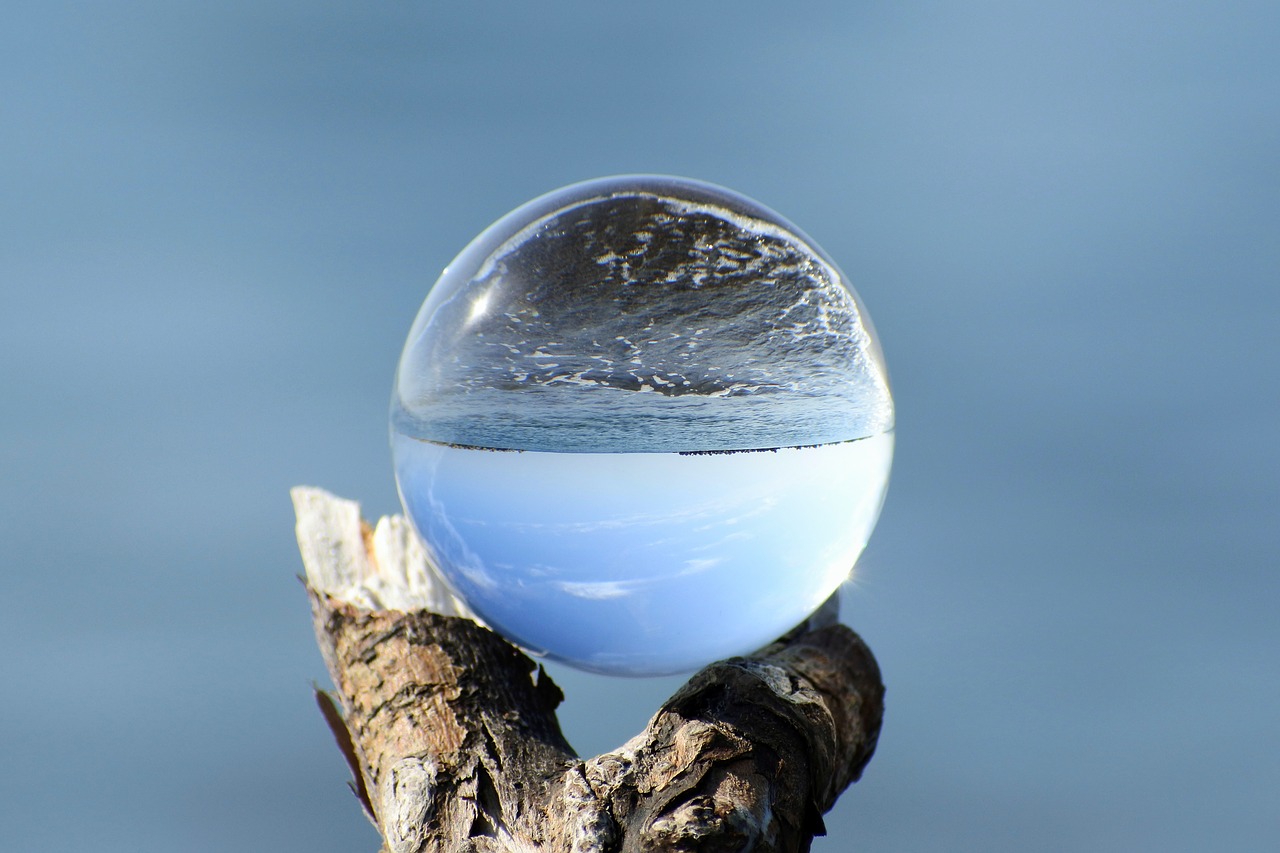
[293,486,884,853]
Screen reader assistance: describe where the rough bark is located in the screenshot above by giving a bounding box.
[293,486,884,853]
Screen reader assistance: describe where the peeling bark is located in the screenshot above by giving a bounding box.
[294,487,884,852]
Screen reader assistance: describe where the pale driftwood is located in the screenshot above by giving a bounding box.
[293,486,884,853]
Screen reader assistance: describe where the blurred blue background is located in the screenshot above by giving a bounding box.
[3,2,1277,850]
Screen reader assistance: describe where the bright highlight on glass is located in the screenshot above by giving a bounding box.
[391,175,894,675]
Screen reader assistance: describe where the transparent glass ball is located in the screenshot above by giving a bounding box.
[391,175,894,676]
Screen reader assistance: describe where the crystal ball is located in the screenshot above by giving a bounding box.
[391,175,894,676]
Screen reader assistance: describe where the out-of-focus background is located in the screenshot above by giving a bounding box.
[3,2,1277,850]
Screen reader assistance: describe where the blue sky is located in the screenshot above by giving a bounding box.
[392,438,891,675]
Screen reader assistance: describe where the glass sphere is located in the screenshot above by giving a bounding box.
[391,175,893,676]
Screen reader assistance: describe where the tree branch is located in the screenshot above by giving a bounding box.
[293,486,884,852]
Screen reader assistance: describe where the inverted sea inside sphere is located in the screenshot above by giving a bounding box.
[391,175,894,675]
